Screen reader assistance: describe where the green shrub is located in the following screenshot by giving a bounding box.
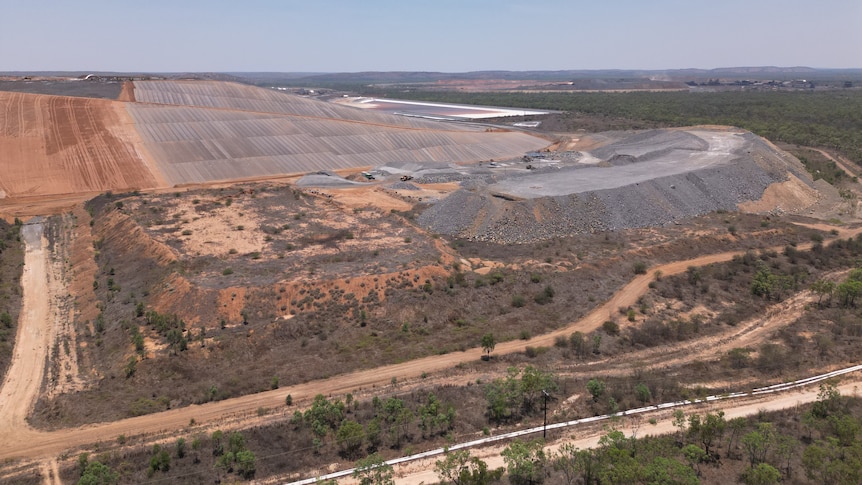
[524,346,548,358]
[534,285,555,304]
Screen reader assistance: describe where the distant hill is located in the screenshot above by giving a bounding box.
[236,68,862,85]
[4,68,860,86]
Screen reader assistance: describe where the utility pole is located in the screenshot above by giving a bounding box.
[542,390,550,439]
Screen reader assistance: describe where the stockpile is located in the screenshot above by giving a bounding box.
[419,132,820,244]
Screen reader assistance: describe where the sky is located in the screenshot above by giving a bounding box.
[1,0,860,72]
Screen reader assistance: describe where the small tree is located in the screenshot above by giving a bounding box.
[502,439,546,485]
[586,379,605,402]
[175,437,186,459]
[810,279,835,307]
[742,423,776,466]
[553,443,595,485]
[78,461,119,485]
[235,450,256,479]
[435,448,502,485]
[741,463,781,485]
[672,410,687,438]
[837,279,862,306]
[148,444,171,475]
[570,332,588,359]
[634,383,652,403]
[688,411,726,456]
[681,444,707,476]
[434,448,471,484]
[211,430,224,457]
[481,333,496,360]
[353,452,394,485]
[336,420,365,458]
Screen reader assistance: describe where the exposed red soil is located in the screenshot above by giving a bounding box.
[0,92,163,198]
[99,210,177,266]
[67,205,100,325]
[116,81,135,103]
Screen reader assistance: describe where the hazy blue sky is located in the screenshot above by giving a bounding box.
[2,0,860,72]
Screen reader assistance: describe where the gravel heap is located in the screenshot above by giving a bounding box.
[591,130,708,161]
[388,181,421,191]
[419,131,819,244]
[296,172,363,187]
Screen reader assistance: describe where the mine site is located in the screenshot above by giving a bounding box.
[0,68,861,485]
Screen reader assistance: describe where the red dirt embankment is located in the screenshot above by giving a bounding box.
[98,210,177,266]
[0,92,163,199]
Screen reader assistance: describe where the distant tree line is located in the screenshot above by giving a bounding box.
[366,89,862,163]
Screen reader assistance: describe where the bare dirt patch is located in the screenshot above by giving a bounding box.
[42,214,86,399]
[738,173,821,214]
[0,92,163,198]
[0,222,49,433]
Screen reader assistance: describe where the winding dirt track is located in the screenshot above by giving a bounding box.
[1,224,861,467]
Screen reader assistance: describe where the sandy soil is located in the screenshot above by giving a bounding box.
[0,92,164,198]
[43,214,86,399]
[116,81,135,103]
[0,192,96,219]
[0,222,50,434]
[306,187,412,214]
[738,173,820,213]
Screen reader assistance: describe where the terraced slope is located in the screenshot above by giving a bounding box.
[0,92,162,198]
[0,80,549,199]
[128,81,549,184]
[133,80,439,127]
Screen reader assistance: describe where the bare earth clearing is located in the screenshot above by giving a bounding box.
[0,92,161,199]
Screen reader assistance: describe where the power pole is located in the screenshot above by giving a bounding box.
[542,390,550,439]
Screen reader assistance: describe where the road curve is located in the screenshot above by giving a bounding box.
[0,225,860,462]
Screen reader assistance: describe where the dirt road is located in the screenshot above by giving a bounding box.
[0,222,50,433]
[1,224,860,467]
[813,147,859,178]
